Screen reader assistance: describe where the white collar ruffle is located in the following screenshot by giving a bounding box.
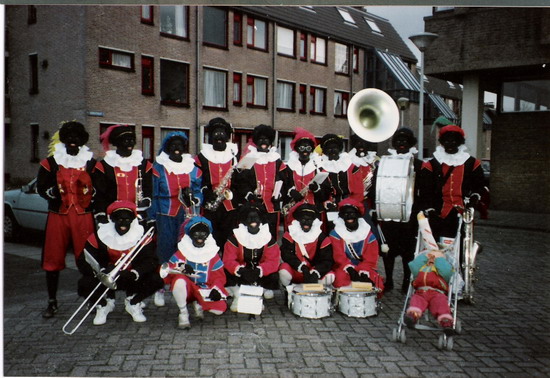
[200,143,238,164]
[333,217,371,244]
[288,218,323,245]
[156,151,195,175]
[53,143,93,169]
[233,223,272,249]
[349,149,378,167]
[246,145,280,165]
[177,234,219,263]
[97,219,144,251]
[433,145,470,166]
[316,152,353,173]
[286,151,318,175]
[387,147,418,158]
[103,150,143,172]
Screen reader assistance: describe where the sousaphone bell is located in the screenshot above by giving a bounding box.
[347,88,400,143]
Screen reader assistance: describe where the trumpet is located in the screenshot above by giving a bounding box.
[62,227,155,335]
[159,262,185,279]
[179,188,199,219]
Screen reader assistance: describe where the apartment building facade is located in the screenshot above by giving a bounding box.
[5,5,424,184]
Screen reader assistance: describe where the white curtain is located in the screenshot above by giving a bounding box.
[175,6,186,37]
[277,27,294,56]
[112,52,131,68]
[317,38,326,63]
[335,43,348,73]
[255,21,266,49]
[277,82,293,109]
[315,88,325,113]
[204,69,226,107]
[334,92,342,115]
[254,78,267,106]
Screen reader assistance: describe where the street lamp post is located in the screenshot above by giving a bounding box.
[409,32,438,160]
[397,97,410,128]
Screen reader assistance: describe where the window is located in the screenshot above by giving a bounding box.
[160,6,188,39]
[337,8,356,25]
[99,47,134,71]
[299,32,307,61]
[142,126,154,161]
[501,80,550,112]
[310,35,326,64]
[28,5,37,24]
[277,26,295,57]
[277,81,295,111]
[31,124,39,162]
[310,86,326,115]
[160,59,189,106]
[29,54,38,95]
[233,73,242,106]
[298,84,307,113]
[247,17,267,50]
[247,75,267,108]
[141,56,154,95]
[334,91,350,117]
[278,134,293,161]
[141,6,153,25]
[203,7,227,48]
[364,18,383,35]
[204,68,227,109]
[335,43,349,74]
[353,48,359,73]
[233,12,243,46]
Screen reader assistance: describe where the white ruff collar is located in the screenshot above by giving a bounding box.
[286,151,318,175]
[288,218,323,244]
[317,152,352,173]
[103,150,143,172]
[156,151,195,175]
[97,219,144,251]
[201,143,238,164]
[233,223,272,249]
[333,217,371,243]
[177,234,219,263]
[433,145,470,166]
[53,143,93,169]
[349,149,378,167]
[387,147,418,158]
[246,145,280,165]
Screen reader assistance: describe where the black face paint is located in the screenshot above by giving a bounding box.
[190,228,210,248]
[115,134,136,157]
[254,134,272,153]
[339,206,360,231]
[111,210,135,236]
[211,128,229,152]
[295,141,313,163]
[324,142,341,161]
[167,137,186,162]
[64,130,85,156]
[245,211,262,235]
[298,213,315,232]
[439,133,462,155]
[393,135,413,154]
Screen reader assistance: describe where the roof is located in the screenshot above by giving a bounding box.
[375,49,420,91]
[235,6,417,62]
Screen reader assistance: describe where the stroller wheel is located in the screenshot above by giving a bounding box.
[455,319,462,335]
[392,328,398,342]
[399,328,406,343]
[446,337,454,351]
[438,334,446,350]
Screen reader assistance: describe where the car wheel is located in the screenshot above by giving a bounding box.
[4,208,20,241]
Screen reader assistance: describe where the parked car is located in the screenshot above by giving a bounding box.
[4,179,49,241]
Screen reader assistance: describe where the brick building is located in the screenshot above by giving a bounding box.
[5,5,459,185]
[423,7,550,213]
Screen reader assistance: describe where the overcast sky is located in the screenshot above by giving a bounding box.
[366,6,434,62]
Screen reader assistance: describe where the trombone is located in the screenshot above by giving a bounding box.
[62,226,155,335]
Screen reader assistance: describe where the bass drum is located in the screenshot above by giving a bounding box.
[375,155,415,222]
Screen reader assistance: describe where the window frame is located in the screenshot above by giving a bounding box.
[27,5,37,25]
[299,32,307,61]
[247,16,268,52]
[310,35,327,65]
[233,72,243,106]
[160,58,190,107]
[98,47,135,72]
[233,12,243,46]
[337,8,356,25]
[203,7,228,49]
[298,84,307,114]
[310,86,327,115]
[141,55,155,96]
[276,80,295,112]
[30,124,39,163]
[29,53,38,95]
[141,5,154,25]
[142,126,155,161]
[334,90,350,118]
[334,42,350,75]
[277,26,295,58]
[160,5,189,41]
[246,74,268,109]
[203,67,228,110]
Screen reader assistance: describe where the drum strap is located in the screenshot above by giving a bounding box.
[346,242,362,262]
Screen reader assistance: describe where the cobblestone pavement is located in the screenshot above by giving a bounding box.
[3,216,550,377]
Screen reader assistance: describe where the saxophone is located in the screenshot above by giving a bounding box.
[281,184,311,216]
[204,164,236,212]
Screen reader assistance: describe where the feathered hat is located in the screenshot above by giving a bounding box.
[99,124,134,151]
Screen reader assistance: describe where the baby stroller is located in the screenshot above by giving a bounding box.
[391,211,463,351]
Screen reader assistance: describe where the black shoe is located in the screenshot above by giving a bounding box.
[385,281,394,292]
[42,299,58,318]
[401,281,410,294]
[404,314,418,329]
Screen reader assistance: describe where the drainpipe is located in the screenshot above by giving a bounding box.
[271,22,277,132]
[195,6,201,154]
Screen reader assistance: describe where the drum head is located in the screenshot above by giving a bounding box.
[375,155,415,222]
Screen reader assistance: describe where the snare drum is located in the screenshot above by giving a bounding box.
[375,154,415,222]
[290,285,332,319]
[337,290,378,318]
